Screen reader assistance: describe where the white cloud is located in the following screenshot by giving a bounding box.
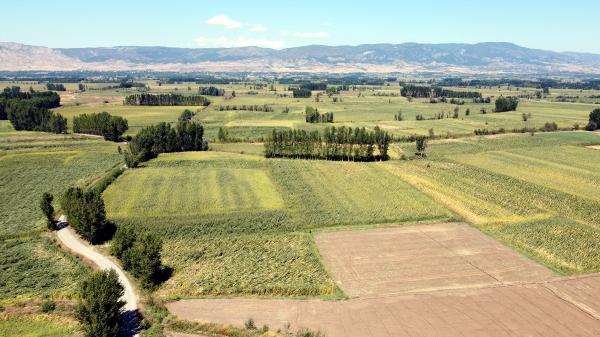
[194,36,285,49]
[206,15,241,29]
[280,31,329,38]
[320,21,333,27]
[249,24,268,32]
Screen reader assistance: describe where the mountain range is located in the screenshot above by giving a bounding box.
[2,41,600,75]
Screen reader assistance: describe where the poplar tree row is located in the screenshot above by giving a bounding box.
[401,84,481,98]
[1,87,66,133]
[265,126,390,161]
[123,93,210,106]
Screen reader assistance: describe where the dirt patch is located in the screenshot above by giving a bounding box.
[315,222,555,297]
[166,223,600,336]
[586,145,600,150]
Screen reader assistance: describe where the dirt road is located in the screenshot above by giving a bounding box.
[56,226,139,336]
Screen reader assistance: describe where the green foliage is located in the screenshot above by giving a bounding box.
[73,112,128,141]
[494,96,519,112]
[305,106,333,123]
[177,109,194,123]
[46,83,66,91]
[61,187,108,244]
[40,300,56,313]
[39,192,54,228]
[198,86,225,96]
[292,88,311,98]
[587,108,600,130]
[109,226,136,260]
[265,126,390,161]
[121,232,164,289]
[76,270,125,337]
[1,87,64,133]
[128,120,207,163]
[124,93,210,106]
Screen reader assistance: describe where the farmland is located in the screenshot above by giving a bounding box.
[0,122,122,304]
[3,77,600,335]
[0,313,79,337]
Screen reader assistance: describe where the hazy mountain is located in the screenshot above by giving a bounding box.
[2,42,600,75]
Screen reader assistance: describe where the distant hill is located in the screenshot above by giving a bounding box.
[2,41,600,75]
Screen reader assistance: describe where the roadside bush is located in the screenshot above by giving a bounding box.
[76,270,125,337]
[541,122,558,132]
[111,229,165,289]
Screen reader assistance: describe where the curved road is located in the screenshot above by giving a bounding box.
[57,226,139,336]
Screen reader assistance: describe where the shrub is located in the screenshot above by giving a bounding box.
[244,318,256,330]
[541,122,558,132]
[40,300,56,313]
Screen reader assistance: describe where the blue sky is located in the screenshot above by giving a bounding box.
[1,0,599,53]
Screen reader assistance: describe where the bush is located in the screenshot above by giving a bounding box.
[244,318,256,330]
[40,300,56,313]
[112,229,164,289]
[541,122,558,132]
[76,270,125,337]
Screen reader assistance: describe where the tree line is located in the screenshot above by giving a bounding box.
[46,83,66,91]
[587,108,600,131]
[305,106,333,123]
[198,86,225,96]
[292,88,312,98]
[265,126,390,161]
[61,187,110,244]
[125,110,208,167]
[1,87,66,133]
[299,82,327,91]
[123,93,210,106]
[401,84,482,98]
[216,104,274,112]
[73,111,128,141]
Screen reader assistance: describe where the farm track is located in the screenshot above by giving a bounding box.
[167,223,600,337]
[56,227,139,337]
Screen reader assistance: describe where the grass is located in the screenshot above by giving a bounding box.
[0,313,79,337]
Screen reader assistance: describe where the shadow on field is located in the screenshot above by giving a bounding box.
[119,309,140,337]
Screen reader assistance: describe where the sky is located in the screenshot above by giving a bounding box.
[1,0,599,53]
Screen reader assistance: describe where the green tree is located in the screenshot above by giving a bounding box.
[76,270,125,337]
[61,187,107,244]
[110,226,137,262]
[40,192,54,229]
[125,232,163,289]
[587,108,600,131]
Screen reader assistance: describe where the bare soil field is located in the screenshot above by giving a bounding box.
[167,223,600,337]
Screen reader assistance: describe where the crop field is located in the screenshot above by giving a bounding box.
[0,127,122,304]
[385,131,600,274]
[0,313,80,337]
[104,151,451,298]
[12,81,593,140]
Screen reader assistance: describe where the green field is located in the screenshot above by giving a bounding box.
[0,126,122,304]
[0,313,79,337]
[103,151,451,298]
[2,80,590,140]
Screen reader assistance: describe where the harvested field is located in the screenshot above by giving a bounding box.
[167,223,600,337]
[315,223,555,297]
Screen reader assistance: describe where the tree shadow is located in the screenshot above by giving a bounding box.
[157,265,173,285]
[118,309,140,337]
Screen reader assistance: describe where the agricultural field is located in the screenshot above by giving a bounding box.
[0,124,122,304]
[0,313,80,337]
[103,151,451,298]
[4,80,598,140]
